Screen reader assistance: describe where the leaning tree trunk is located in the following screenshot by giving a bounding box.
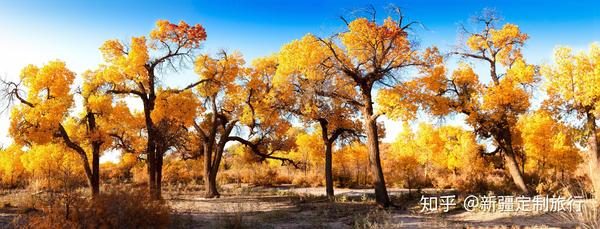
[59,121,102,197]
[497,117,529,194]
[362,93,391,208]
[503,148,528,193]
[585,112,600,200]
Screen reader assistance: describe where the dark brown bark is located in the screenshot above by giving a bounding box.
[91,144,100,196]
[88,112,101,196]
[318,120,335,198]
[156,154,163,199]
[317,119,355,198]
[202,135,220,198]
[365,116,391,207]
[147,149,157,199]
[205,170,219,198]
[203,139,228,198]
[202,117,236,198]
[204,146,220,198]
[58,113,102,197]
[143,80,163,200]
[324,141,334,198]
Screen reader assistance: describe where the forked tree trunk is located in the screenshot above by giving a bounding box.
[204,150,222,198]
[204,147,222,199]
[203,121,235,198]
[205,169,219,198]
[585,112,600,200]
[60,124,101,197]
[203,141,223,198]
[203,144,219,198]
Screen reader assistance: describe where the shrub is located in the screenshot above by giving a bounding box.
[274,168,293,184]
[453,168,515,195]
[246,163,279,186]
[221,162,285,186]
[13,188,171,228]
[292,171,323,187]
[20,144,87,192]
[131,164,148,185]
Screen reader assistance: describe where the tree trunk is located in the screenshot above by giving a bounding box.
[59,122,100,197]
[318,120,335,198]
[155,154,163,199]
[362,92,391,208]
[203,121,235,198]
[143,90,159,199]
[503,150,528,193]
[91,145,100,196]
[147,147,158,199]
[204,143,219,198]
[204,145,221,198]
[207,149,224,198]
[325,141,334,198]
[499,118,529,194]
[88,113,101,197]
[585,112,600,200]
[205,169,219,198]
[204,150,220,198]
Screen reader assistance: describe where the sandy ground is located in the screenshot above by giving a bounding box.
[166,186,583,228]
[0,186,589,228]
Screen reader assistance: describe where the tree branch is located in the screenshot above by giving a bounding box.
[227,136,300,168]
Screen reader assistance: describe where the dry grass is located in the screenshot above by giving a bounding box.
[553,200,600,229]
[0,185,594,228]
[9,188,171,229]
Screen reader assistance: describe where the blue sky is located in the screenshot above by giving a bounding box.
[0,0,599,154]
